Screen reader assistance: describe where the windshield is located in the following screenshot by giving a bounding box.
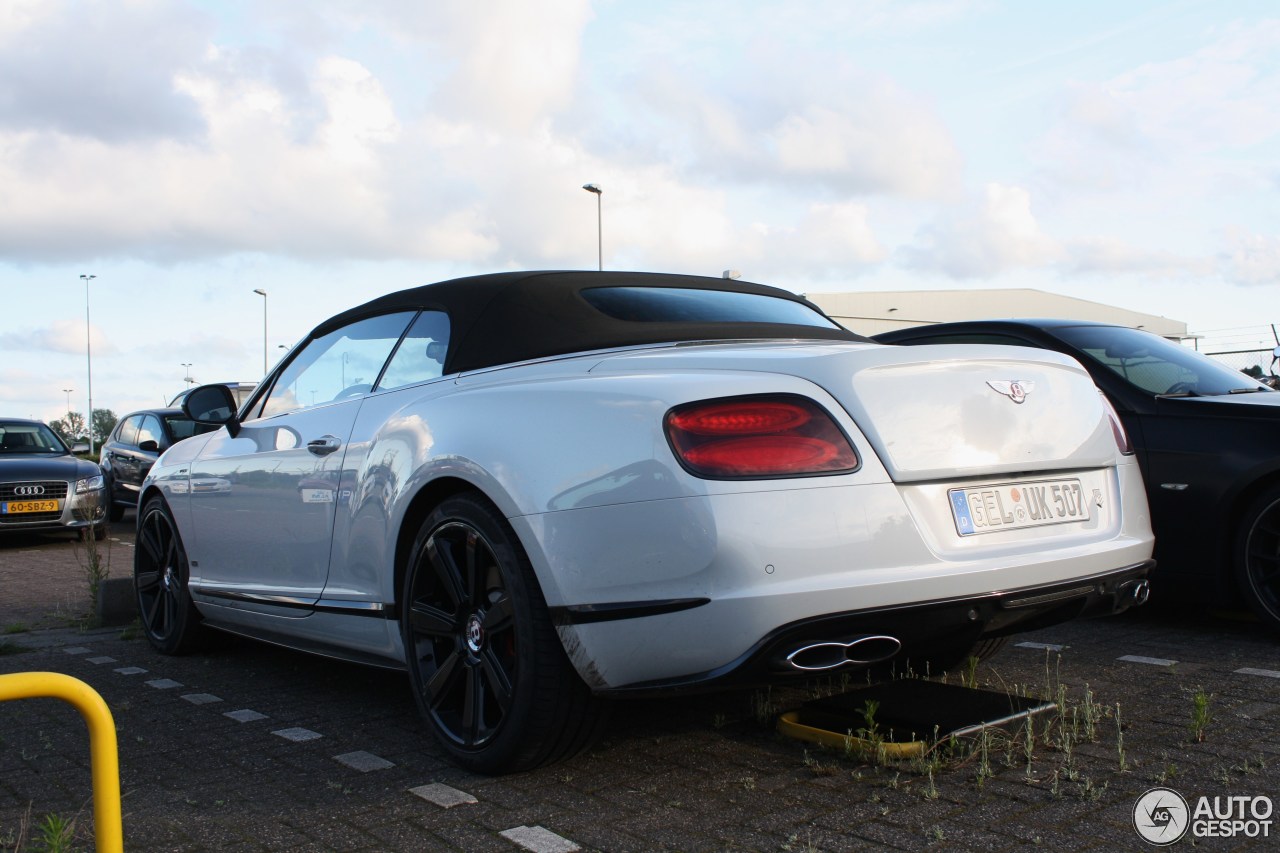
[1054,326,1273,397]
[0,422,68,454]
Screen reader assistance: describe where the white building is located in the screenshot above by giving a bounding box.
[806,289,1188,340]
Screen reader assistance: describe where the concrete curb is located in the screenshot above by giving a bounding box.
[96,576,137,627]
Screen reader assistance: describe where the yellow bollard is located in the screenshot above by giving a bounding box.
[0,672,123,853]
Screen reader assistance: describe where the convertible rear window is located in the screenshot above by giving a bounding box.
[582,287,839,329]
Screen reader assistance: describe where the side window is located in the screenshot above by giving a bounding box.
[165,416,200,441]
[136,415,164,448]
[377,311,451,391]
[259,312,415,419]
[117,417,140,447]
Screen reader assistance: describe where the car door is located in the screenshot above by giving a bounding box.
[124,414,166,497]
[184,311,417,608]
[102,416,142,503]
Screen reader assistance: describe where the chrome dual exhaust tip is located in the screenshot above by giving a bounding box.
[784,635,902,672]
[1125,579,1151,607]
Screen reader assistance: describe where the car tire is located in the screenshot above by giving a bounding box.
[134,495,208,654]
[1235,484,1280,634]
[401,493,608,774]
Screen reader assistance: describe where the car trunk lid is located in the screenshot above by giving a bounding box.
[591,340,1117,482]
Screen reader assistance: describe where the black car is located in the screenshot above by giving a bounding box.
[0,419,107,540]
[874,319,1280,632]
[99,408,212,521]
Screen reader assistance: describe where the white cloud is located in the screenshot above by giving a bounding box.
[1221,230,1280,286]
[1062,237,1213,279]
[299,0,594,131]
[768,100,959,197]
[626,65,961,198]
[744,203,886,281]
[0,0,210,142]
[1040,19,1280,193]
[0,320,113,355]
[904,183,1060,278]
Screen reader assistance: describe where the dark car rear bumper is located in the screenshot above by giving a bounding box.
[600,560,1155,696]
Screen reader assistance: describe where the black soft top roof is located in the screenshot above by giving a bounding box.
[318,270,866,374]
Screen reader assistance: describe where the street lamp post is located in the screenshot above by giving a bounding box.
[582,183,603,271]
[181,363,193,386]
[62,388,74,415]
[80,274,96,454]
[252,289,268,375]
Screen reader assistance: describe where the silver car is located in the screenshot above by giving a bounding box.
[0,419,106,540]
[136,271,1154,773]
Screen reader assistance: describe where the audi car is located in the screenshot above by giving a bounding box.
[136,271,1154,773]
[876,319,1280,633]
[0,419,107,540]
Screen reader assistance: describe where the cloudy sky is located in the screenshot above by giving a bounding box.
[2,0,1277,424]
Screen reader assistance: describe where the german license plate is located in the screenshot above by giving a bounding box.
[949,479,1088,536]
[1,499,61,514]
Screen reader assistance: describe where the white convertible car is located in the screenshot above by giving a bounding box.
[137,271,1154,772]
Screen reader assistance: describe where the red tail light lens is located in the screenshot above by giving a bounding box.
[1099,392,1133,455]
[665,395,859,478]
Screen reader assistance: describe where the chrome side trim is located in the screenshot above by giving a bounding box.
[190,585,392,618]
[191,587,317,609]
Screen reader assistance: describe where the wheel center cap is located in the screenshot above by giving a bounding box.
[162,567,175,592]
[465,614,485,653]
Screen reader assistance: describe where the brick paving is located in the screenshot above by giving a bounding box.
[2,523,1278,851]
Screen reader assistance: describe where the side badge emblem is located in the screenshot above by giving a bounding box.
[987,380,1035,404]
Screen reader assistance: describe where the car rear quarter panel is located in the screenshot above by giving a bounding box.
[324,365,888,609]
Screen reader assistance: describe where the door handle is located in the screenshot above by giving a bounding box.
[307,436,342,456]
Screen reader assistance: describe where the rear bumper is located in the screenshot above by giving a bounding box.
[596,560,1154,696]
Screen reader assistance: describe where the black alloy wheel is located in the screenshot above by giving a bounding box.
[134,496,206,654]
[1237,485,1280,634]
[402,493,606,773]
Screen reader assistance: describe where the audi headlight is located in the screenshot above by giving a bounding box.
[75,475,105,494]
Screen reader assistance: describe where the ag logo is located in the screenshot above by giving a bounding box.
[1134,787,1190,845]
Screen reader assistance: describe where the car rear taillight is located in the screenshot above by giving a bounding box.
[665,395,859,478]
[1099,393,1133,455]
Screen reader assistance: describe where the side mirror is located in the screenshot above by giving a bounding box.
[138,439,161,453]
[182,384,242,437]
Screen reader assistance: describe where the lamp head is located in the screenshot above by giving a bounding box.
[582,183,602,195]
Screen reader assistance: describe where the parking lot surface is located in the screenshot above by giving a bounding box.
[2,522,1278,851]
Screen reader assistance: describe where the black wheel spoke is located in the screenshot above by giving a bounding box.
[144,586,164,633]
[461,663,482,739]
[138,521,164,565]
[409,601,456,638]
[426,649,463,705]
[483,593,514,634]
[425,537,467,609]
[478,648,514,712]
[464,531,481,609]
[135,569,160,594]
